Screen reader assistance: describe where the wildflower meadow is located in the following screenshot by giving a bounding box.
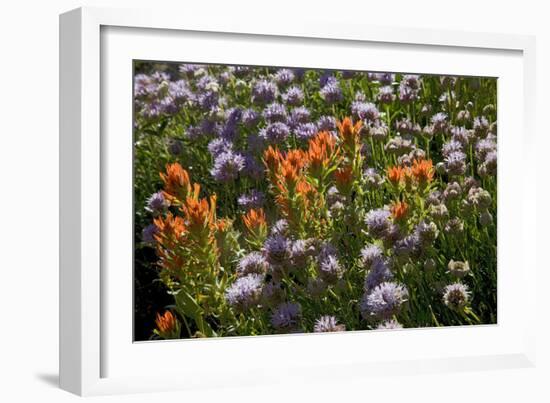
[133,62,497,340]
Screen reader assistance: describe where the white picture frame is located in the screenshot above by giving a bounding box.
[60,6,537,396]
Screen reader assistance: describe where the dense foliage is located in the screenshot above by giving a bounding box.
[133,62,497,340]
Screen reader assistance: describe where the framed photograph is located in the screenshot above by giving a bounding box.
[60,6,537,396]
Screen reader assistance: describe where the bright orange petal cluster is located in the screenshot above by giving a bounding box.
[307,131,338,172]
[242,208,267,234]
[337,117,363,151]
[155,310,178,334]
[390,200,409,221]
[181,195,217,234]
[387,165,405,185]
[160,163,193,201]
[410,159,434,183]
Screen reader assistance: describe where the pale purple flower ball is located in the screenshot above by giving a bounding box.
[369,73,395,84]
[398,82,419,103]
[270,219,289,236]
[145,191,168,214]
[271,302,302,330]
[241,108,261,128]
[320,78,343,104]
[442,140,463,157]
[377,85,395,104]
[289,106,311,127]
[313,315,345,332]
[263,235,291,266]
[263,102,287,123]
[473,116,490,137]
[431,112,449,134]
[351,101,380,122]
[402,74,421,90]
[225,274,264,312]
[444,151,467,176]
[360,282,409,319]
[443,282,470,310]
[282,86,305,106]
[252,79,278,104]
[237,252,268,276]
[210,150,245,182]
[364,258,393,291]
[360,244,384,268]
[365,209,392,239]
[295,122,318,141]
[242,154,265,181]
[318,255,344,284]
[261,122,290,144]
[364,168,385,190]
[208,138,233,158]
[274,68,295,87]
[317,115,337,132]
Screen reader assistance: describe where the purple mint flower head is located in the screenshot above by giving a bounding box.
[282,86,304,106]
[237,189,265,210]
[168,80,193,102]
[210,150,245,182]
[320,78,343,104]
[271,302,302,330]
[377,85,395,104]
[473,116,490,137]
[376,319,403,330]
[398,82,419,103]
[241,108,261,128]
[475,138,497,161]
[295,122,318,141]
[351,101,380,122]
[393,233,421,258]
[196,75,218,91]
[365,209,392,239]
[262,102,287,123]
[261,122,290,144]
[263,235,291,266]
[252,79,278,104]
[179,64,202,78]
[208,138,233,158]
[142,224,158,244]
[225,274,264,312]
[237,252,268,276]
[444,151,467,176]
[196,90,219,111]
[414,221,439,246]
[442,140,463,157]
[364,258,393,291]
[290,239,314,267]
[360,282,409,319]
[431,112,449,134]
[443,282,470,310]
[289,106,311,127]
[360,244,384,268]
[318,255,344,284]
[402,74,421,90]
[319,73,336,87]
[274,68,295,87]
[313,315,345,332]
[451,126,472,146]
[317,115,337,132]
[145,191,168,214]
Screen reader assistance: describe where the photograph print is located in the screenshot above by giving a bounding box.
[133,61,497,341]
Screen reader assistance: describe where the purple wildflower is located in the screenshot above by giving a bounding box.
[364,258,393,291]
[443,283,470,310]
[241,108,261,128]
[274,68,295,87]
[225,274,264,312]
[263,235,291,266]
[145,191,168,214]
[320,77,343,104]
[282,86,305,106]
[261,122,290,144]
[360,281,408,319]
[142,224,158,243]
[208,138,233,158]
[376,319,403,330]
[313,315,345,332]
[262,102,287,123]
[295,122,318,140]
[251,79,278,104]
[318,255,344,284]
[271,302,302,331]
[317,115,337,132]
[378,85,395,104]
[351,101,380,122]
[237,252,269,276]
[210,150,245,182]
[365,209,392,238]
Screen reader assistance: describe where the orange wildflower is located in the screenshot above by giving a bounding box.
[285,149,307,170]
[390,200,409,221]
[336,117,363,151]
[410,159,434,184]
[153,213,187,242]
[263,146,283,174]
[155,310,180,338]
[334,165,354,194]
[242,208,267,237]
[181,195,217,234]
[160,163,192,200]
[277,159,300,188]
[387,165,405,185]
[307,131,339,172]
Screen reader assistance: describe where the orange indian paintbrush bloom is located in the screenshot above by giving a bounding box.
[336,117,363,151]
[334,165,354,194]
[181,195,217,233]
[307,131,338,171]
[263,145,283,174]
[390,200,409,221]
[242,208,267,234]
[160,163,192,200]
[285,149,308,170]
[153,212,187,242]
[410,159,434,184]
[155,310,178,334]
[387,165,405,185]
